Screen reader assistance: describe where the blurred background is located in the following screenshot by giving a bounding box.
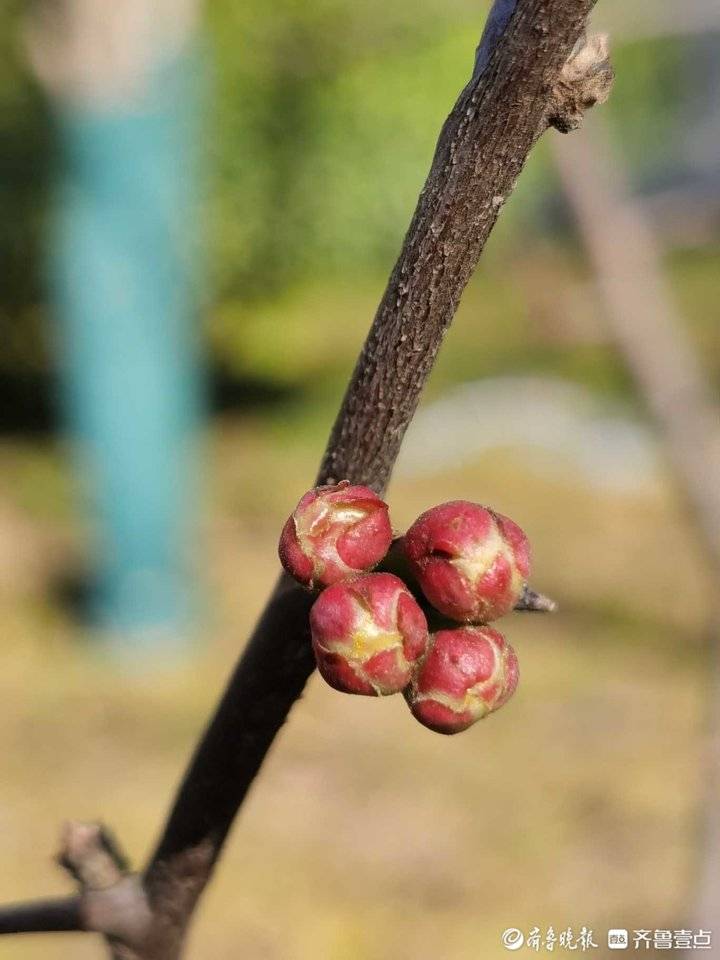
[0,0,718,957]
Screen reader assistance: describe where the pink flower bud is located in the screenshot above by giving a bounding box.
[407,626,518,734]
[279,482,393,588]
[402,500,530,622]
[310,573,430,696]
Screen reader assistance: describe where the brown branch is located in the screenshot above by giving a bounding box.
[0,896,82,935]
[0,821,150,946]
[317,4,608,492]
[0,4,610,958]
[142,7,607,955]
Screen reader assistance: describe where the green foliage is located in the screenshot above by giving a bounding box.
[0,2,52,372]
[204,0,486,297]
[607,35,689,184]
[0,1,713,389]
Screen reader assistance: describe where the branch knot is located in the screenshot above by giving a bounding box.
[547,33,613,133]
[58,821,128,891]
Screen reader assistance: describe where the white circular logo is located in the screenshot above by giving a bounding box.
[502,928,525,951]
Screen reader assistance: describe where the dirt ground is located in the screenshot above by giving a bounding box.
[0,424,712,960]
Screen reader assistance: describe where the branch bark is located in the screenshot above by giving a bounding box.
[0,3,610,957]
[317,7,610,491]
[0,897,82,935]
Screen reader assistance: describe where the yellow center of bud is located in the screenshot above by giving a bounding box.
[294,502,369,580]
[447,519,525,603]
[449,521,504,582]
[314,598,403,665]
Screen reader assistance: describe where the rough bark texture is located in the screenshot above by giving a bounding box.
[0,2,610,958]
[319,0,602,492]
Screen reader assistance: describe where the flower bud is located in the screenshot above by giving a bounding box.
[279,482,393,588]
[310,573,430,696]
[402,500,530,622]
[407,625,518,734]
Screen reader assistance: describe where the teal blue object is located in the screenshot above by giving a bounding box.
[50,49,205,651]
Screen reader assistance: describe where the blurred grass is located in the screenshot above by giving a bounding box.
[210,240,719,447]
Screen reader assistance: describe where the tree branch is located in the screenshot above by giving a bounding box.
[144,5,608,953]
[0,821,150,947]
[0,3,610,958]
[0,896,82,935]
[317,2,609,492]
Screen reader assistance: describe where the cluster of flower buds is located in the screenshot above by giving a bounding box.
[279,483,537,735]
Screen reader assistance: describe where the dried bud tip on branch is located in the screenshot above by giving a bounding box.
[403,501,530,624]
[547,33,614,133]
[514,584,558,613]
[407,626,519,735]
[279,482,393,589]
[57,822,128,890]
[310,573,430,696]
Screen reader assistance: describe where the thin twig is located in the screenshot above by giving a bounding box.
[515,584,559,613]
[0,896,82,935]
[58,821,129,890]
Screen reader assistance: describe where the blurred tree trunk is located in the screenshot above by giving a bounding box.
[26,0,206,649]
[552,118,720,943]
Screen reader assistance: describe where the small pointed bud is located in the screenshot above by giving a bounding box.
[279,482,393,588]
[402,500,530,622]
[407,625,518,734]
[310,573,430,696]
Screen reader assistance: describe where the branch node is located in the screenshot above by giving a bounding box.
[57,822,152,944]
[58,821,129,891]
[547,33,614,133]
